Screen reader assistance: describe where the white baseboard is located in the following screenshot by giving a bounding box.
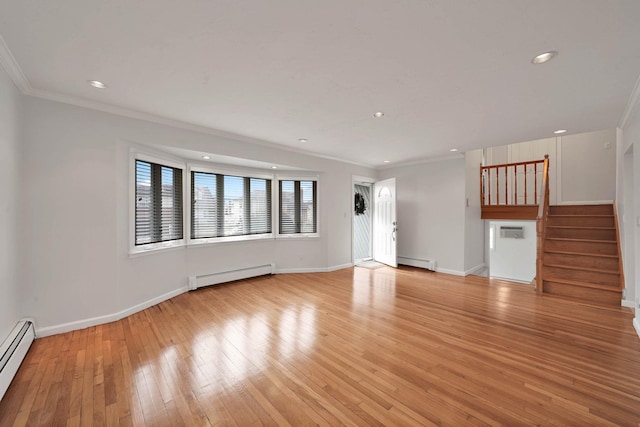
[465,264,487,276]
[634,318,640,339]
[621,299,635,309]
[490,275,532,284]
[276,263,353,274]
[327,263,353,272]
[434,267,466,276]
[36,286,189,338]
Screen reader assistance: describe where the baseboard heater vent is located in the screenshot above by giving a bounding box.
[397,256,437,272]
[188,263,275,290]
[0,320,35,401]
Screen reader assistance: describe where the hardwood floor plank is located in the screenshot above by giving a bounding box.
[1,266,639,425]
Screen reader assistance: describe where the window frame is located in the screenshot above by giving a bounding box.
[130,150,187,255]
[187,164,275,246]
[276,175,320,239]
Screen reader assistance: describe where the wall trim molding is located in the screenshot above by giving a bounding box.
[621,299,635,309]
[465,264,487,276]
[0,36,373,170]
[435,267,466,277]
[327,263,354,272]
[0,33,31,93]
[36,286,189,338]
[0,41,373,171]
[619,73,640,129]
[29,87,374,168]
[378,153,463,170]
[634,318,640,339]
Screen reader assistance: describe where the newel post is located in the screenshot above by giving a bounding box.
[535,154,550,293]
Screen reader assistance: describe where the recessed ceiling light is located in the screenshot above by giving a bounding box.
[531,51,557,64]
[383,160,390,163]
[202,155,211,160]
[298,138,308,143]
[271,166,278,169]
[373,112,384,118]
[553,129,567,134]
[450,148,459,152]
[87,80,107,89]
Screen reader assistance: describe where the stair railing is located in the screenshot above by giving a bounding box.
[480,158,547,207]
[535,155,550,292]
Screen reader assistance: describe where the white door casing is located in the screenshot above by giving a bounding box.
[373,178,397,267]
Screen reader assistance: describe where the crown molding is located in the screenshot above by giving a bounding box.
[619,72,640,129]
[21,84,376,170]
[377,152,464,170]
[0,31,374,170]
[0,33,31,93]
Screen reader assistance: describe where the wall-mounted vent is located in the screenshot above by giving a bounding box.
[188,263,275,290]
[500,226,524,239]
[1,320,35,401]
[397,257,436,272]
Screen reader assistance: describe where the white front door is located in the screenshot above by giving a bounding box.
[373,178,397,267]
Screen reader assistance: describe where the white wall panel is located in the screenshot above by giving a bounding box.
[0,64,22,341]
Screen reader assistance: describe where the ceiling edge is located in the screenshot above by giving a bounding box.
[377,153,464,170]
[0,33,374,170]
[0,33,31,93]
[29,86,376,169]
[619,72,640,129]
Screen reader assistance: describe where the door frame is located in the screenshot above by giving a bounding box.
[351,175,376,265]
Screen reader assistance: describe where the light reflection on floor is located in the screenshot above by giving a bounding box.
[174,301,319,395]
[352,266,397,309]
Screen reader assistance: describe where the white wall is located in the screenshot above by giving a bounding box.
[0,65,22,341]
[464,150,485,272]
[379,158,467,274]
[489,221,536,283]
[620,97,640,333]
[486,137,558,204]
[21,96,375,334]
[485,129,617,205]
[617,127,635,307]
[560,129,617,203]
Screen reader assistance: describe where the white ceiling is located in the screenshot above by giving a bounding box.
[1,0,640,168]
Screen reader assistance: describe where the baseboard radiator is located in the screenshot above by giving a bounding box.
[0,320,35,401]
[397,256,437,271]
[188,263,275,291]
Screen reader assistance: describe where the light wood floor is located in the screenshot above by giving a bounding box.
[1,266,640,426]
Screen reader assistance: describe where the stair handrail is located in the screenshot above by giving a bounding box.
[480,158,547,206]
[535,154,550,292]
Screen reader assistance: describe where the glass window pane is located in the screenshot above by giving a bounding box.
[223,175,244,236]
[250,178,271,234]
[135,161,152,245]
[192,172,217,239]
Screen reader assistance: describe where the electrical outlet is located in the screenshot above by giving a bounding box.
[604,142,611,149]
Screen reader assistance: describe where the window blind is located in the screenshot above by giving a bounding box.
[135,160,183,245]
[279,180,317,234]
[191,171,272,239]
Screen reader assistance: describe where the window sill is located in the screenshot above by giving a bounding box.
[276,233,320,240]
[129,240,185,257]
[187,233,274,247]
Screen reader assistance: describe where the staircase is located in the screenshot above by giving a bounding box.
[541,204,623,305]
